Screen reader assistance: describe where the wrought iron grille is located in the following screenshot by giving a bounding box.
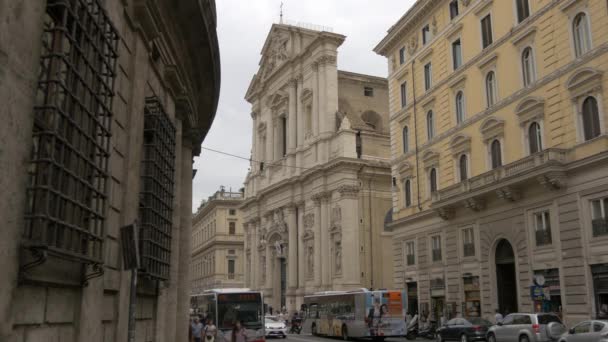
[463,243,476,257]
[139,97,176,280]
[593,218,608,237]
[24,0,119,264]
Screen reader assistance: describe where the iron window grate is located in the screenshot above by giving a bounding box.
[139,96,176,280]
[24,0,119,264]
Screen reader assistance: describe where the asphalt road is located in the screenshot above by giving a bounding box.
[272,333,429,342]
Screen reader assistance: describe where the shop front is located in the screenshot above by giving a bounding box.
[592,264,608,319]
[532,269,562,316]
[406,281,419,315]
[430,278,445,322]
[463,275,481,317]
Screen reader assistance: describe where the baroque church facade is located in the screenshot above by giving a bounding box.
[241,23,394,311]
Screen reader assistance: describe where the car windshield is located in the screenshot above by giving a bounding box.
[538,314,562,325]
[265,317,279,323]
[467,317,492,326]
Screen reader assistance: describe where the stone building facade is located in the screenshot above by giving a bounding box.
[375,0,608,326]
[241,23,394,313]
[0,1,220,341]
[191,188,245,293]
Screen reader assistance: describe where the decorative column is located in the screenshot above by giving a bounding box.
[337,184,361,287]
[312,194,323,289]
[267,110,274,162]
[317,58,327,135]
[264,214,272,295]
[296,76,304,148]
[311,62,319,137]
[285,204,297,311]
[320,192,331,289]
[251,111,257,167]
[296,201,306,306]
[288,80,297,154]
[323,55,339,134]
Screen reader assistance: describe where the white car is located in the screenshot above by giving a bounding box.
[558,320,608,342]
[265,316,287,338]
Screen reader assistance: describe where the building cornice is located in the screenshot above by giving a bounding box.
[240,157,391,208]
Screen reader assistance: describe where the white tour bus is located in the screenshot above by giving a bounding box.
[302,289,407,340]
[191,288,265,342]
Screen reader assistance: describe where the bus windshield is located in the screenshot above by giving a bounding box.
[217,293,263,330]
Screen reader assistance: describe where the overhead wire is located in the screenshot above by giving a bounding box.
[200,146,316,170]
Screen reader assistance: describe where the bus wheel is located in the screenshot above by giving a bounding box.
[311,324,317,336]
[342,326,349,341]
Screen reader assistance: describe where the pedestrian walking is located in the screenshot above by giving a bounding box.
[494,309,503,324]
[231,321,247,342]
[204,318,218,342]
[191,317,204,342]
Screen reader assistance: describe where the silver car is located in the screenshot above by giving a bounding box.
[558,320,608,342]
[487,313,566,342]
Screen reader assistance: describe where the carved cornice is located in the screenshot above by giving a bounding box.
[566,67,603,101]
[480,117,505,142]
[450,134,472,156]
[312,191,331,205]
[516,97,545,126]
[317,55,337,66]
[538,172,567,190]
[496,187,520,202]
[422,150,440,169]
[337,185,360,199]
[436,207,455,220]
[464,198,485,211]
[511,26,537,46]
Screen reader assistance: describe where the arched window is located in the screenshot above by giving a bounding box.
[427,110,435,140]
[402,126,409,153]
[582,96,601,141]
[486,71,497,107]
[528,122,542,154]
[404,179,412,207]
[573,13,591,57]
[429,168,438,193]
[491,139,502,169]
[459,154,468,181]
[455,91,465,124]
[522,47,535,87]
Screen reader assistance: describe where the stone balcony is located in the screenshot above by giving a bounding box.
[431,148,569,219]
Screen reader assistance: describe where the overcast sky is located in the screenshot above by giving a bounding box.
[192,0,416,210]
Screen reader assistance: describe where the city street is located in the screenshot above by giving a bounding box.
[276,334,427,342]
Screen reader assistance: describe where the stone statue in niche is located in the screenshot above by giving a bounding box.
[408,35,418,55]
[275,240,285,257]
[335,241,342,275]
[304,213,314,229]
[331,206,342,227]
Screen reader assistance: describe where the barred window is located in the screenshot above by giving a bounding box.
[139,97,176,280]
[24,0,119,265]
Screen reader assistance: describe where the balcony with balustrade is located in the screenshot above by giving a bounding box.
[431,148,569,220]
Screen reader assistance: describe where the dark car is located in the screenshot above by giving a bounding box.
[437,317,492,342]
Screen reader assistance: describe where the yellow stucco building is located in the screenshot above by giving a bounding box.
[375,0,608,325]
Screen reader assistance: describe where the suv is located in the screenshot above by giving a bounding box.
[487,313,566,342]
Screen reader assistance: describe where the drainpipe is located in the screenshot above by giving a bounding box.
[411,59,423,210]
[368,177,374,289]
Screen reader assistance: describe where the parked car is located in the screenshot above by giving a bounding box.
[265,316,287,338]
[486,313,566,342]
[558,320,608,342]
[437,317,493,342]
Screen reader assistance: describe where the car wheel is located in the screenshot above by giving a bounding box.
[342,325,349,341]
[520,335,530,342]
[488,333,496,342]
[461,333,469,342]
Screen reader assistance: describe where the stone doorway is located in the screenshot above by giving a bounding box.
[495,239,517,315]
